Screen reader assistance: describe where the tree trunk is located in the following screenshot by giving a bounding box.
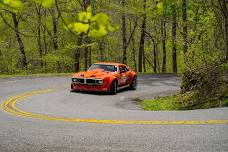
[36,5,43,68]
[84,47,88,70]
[220,0,228,61]
[12,13,27,69]
[121,0,127,64]
[172,8,177,73]
[52,8,58,50]
[43,9,47,70]
[132,36,137,71]
[143,48,146,72]
[88,47,92,67]
[75,36,82,72]
[161,18,166,73]
[152,39,157,73]
[138,0,147,72]
[131,22,137,71]
[182,0,188,59]
[99,39,105,62]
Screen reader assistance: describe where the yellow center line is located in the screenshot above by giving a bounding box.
[2,89,228,125]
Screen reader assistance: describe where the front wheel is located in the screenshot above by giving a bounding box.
[109,80,117,95]
[129,77,137,90]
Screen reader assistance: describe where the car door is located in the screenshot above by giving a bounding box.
[119,65,130,86]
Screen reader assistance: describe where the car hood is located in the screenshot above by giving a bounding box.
[72,69,114,79]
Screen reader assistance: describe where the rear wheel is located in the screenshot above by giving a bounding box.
[109,80,117,95]
[130,77,137,90]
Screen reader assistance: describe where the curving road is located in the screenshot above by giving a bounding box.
[0,74,228,152]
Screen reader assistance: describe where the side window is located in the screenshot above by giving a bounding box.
[123,66,129,72]
[119,66,128,73]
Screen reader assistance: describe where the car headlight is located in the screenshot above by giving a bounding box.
[72,78,77,82]
[96,79,103,85]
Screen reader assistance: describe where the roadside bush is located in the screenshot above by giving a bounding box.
[180,61,228,109]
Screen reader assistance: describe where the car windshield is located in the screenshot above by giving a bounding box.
[88,64,117,72]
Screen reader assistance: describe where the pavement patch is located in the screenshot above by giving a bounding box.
[2,89,228,125]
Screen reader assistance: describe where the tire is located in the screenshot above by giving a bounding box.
[109,80,117,95]
[129,77,137,90]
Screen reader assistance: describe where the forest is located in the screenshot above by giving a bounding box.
[0,0,227,74]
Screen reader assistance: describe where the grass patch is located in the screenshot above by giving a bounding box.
[0,73,73,79]
[141,95,228,111]
[142,96,181,111]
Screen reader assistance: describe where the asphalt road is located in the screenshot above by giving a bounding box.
[0,74,228,152]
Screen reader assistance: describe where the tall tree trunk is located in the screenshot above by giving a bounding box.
[161,18,166,72]
[182,0,188,59]
[172,8,177,73]
[132,36,137,71]
[84,39,88,70]
[122,0,127,64]
[43,9,47,70]
[75,36,82,72]
[152,39,157,73]
[99,39,105,62]
[36,5,43,68]
[131,22,137,71]
[52,8,58,50]
[84,47,88,70]
[138,0,147,72]
[220,0,228,61]
[88,47,92,67]
[143,49,146,72]
[12,13,27,69]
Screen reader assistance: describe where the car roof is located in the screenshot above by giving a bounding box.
[94,62,127,66]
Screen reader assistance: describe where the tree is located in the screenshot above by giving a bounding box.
[122,0,127,64]
[182,0,188,60]
[12,12,27,69]
[161,18,167,72]
[219,0,228,61]
[172,5,177,73]
[138,0,146,72]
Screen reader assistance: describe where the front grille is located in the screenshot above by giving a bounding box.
[86,79,96,84]
[72,78,102,85]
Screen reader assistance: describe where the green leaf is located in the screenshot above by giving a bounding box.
[78,12,92,23]
[3,0,23,9]
[72,22,89,34]
[34,0,55,8]
[107,24,117,32]
[92,13,109,26]
[88,25,107,38]
[156,2,164,14]
[41,0,54,7]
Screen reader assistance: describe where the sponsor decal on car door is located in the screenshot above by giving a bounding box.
[119,65,129,86]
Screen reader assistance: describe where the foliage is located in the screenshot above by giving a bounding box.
[0,0,227,75]
[67,6,117,38]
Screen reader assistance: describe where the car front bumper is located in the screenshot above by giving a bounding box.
[71,83,110,92]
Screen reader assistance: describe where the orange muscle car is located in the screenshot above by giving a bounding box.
[71,62,137,94]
